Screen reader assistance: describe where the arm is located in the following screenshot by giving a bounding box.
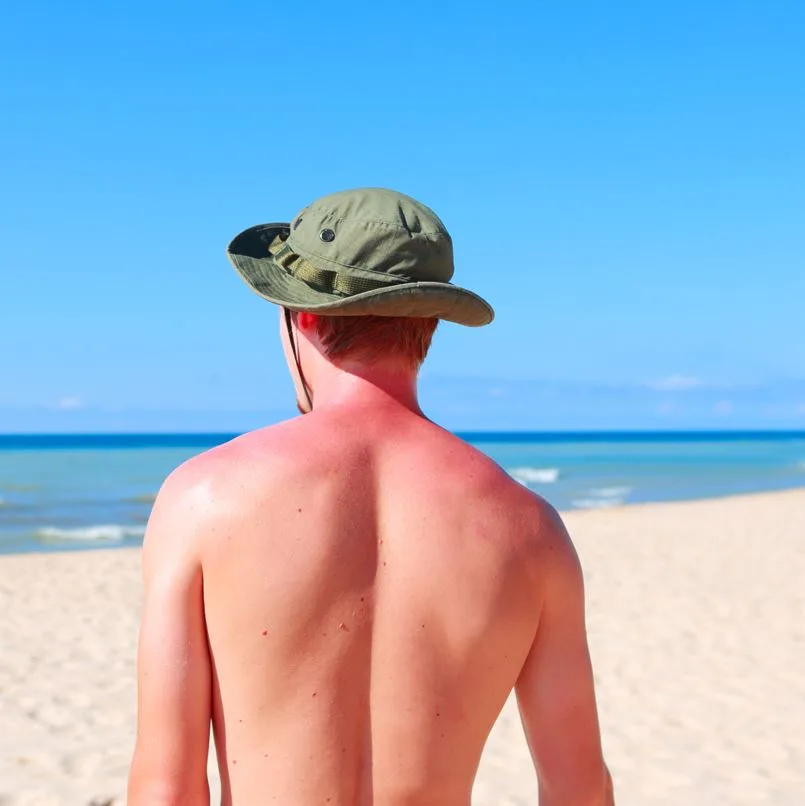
[515,507,614,806]
[128,466,213,806]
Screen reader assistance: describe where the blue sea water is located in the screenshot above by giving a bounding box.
[1,432,804,555]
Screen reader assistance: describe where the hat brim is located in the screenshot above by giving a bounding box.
[227,223,494,327]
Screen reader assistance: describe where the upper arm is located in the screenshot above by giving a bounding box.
[515,506,610,806]
[128,464,214,806]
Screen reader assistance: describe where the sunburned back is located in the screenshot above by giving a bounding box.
[201,410,543,806]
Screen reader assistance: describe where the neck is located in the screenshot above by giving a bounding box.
[308,360,423,416]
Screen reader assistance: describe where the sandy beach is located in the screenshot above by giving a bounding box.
[1,489,803,805]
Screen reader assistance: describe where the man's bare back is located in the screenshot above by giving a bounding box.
[130,397,611,805]
[129,188,611,805]
[206,403,551,805]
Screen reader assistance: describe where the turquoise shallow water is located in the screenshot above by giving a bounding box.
[1,432,804,554]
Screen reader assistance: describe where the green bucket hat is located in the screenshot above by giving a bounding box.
[226,188,494,327]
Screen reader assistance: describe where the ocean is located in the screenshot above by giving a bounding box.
[1,432,804,555]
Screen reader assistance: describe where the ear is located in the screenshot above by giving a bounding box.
[296,311,318,333]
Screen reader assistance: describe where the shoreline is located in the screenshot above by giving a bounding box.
[4,484,805,558]
[1,489,803,804]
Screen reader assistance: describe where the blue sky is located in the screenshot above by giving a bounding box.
[1,1,803,432]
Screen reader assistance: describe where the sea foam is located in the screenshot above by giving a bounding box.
[591,486,633,498]
[509,467,561,485]
[36,524,146,542]
[572,485,633,510]
[571,498,625,510]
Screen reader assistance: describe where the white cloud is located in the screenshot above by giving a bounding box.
[646,375,703,392]
[796,403,805,417]
[657,401,677,416]
[57,396,84,411]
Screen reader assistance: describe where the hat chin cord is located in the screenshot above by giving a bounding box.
[284,308,314,412]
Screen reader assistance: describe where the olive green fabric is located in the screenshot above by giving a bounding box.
[226,188,494,326]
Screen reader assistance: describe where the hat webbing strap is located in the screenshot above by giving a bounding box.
[269,236,408,297]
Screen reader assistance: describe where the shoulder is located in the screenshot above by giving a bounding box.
[143,423,303,564]
[489,475,581,587]
[162,421,305,498]
[446,435,563,531]
[433,432,575,554]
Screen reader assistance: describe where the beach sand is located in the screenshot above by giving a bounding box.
[1,490,803,805]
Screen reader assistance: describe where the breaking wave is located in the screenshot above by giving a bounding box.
[572,485,633,510]
[509,467,561,485]
[571,498,626,510]
[590,486,633,499]
[35,524,146,543]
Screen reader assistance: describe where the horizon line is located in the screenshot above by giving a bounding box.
[2,428,805,446]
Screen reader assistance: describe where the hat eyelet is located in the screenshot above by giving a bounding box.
[319,228,336,243]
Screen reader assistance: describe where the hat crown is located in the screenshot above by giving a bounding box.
[286,188,454,284]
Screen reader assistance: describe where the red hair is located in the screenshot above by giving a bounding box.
[313,315,438,369]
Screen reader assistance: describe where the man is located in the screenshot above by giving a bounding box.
[128,188,614,805]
